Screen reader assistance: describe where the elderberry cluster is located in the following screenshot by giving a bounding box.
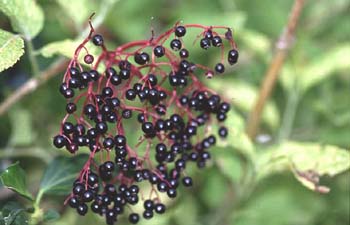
[53,22,238,225]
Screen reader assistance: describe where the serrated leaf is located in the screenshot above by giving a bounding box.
[0,162,33,201]
[0,0,44,39]
[1,201,28,225]
[39,155,88,195]
[256,141,350,192]
[209,79,280,129]
[0,29,24,73]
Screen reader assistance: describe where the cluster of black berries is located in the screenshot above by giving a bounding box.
[53,23,238,225]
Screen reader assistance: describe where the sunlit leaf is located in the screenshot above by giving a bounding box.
[256,141,350,192]
[215,109,256,162]
[280,44,350,94]
[0,162,33,201]
[209,79,280,129]
[0,29,24,73]
[0,0,44,39]
[39,39,102,68]
[39,155,88,195]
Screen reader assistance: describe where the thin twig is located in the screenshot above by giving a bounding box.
[0,58,68,116]
[246,0,306,139]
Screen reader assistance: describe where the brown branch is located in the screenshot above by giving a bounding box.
[246,0,305,139]
[0,58,69,116]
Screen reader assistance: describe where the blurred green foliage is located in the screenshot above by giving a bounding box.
[0,0,349,225]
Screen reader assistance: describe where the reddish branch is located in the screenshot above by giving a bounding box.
[246,0,306,139]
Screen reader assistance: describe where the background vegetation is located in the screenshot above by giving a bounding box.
[0,0,349,225]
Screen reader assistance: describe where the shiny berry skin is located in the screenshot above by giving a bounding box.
[69,196,79,208]
[215,63,225,73]
[77,203,88,216]
[170,39,182,51]
[134,52,150,65]
[218,126,228,138]
[200,38,211,49]
[129,213,140,224]
[143,199,154,210]
[143,210,153,219]
[142,122,154,134]
[175,25,186,37]
[126,89,136,100]
[66,102,77,114]
[182,176,193,187]
[212,36,222,47]
[179,48,189,58]
[153,45,165,57]
[154,203,166,214]
[228,49,239,65]
[53,135,67,148]
[92,34,104,46]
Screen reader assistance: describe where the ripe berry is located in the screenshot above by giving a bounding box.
[69,196,79,208]
[200,38,211,49]
[134,52,150,65]
[182,176,193,187]
[175,25,186,37]
[154,203,166,214]
[215,63,225,73]
[142,122,154,134]
[66,102,77,114]
[89,70,100,81]
[53,135,67,148]
[143,199,154,210]
[179,48,189,58]
[218,126,228,138]
[204,30,213,39]
[143,210,153,219]
[129,213,140,224]
[212,36,222,47]
[82,190,94,202]
[170,39,182,51]
[126,89,136,100]
[153,45,165,57]
[77,203,88,216]
[92,34,104,46]
[228,49,239,65]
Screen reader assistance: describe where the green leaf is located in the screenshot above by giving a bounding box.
[256,141,350,192]
[39,155,88,196]
[212,147,242,183]
[209,79,280,129]
[55,0,97,28]
[0,162,33,201]
[1,201,28,225]
[9,108,35,146]
[43,209,60,222]
[280,44,350,94]
[216,109,256,162]
[0,0,44,39]
[39,39,101,68]
[0,29,24,73]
